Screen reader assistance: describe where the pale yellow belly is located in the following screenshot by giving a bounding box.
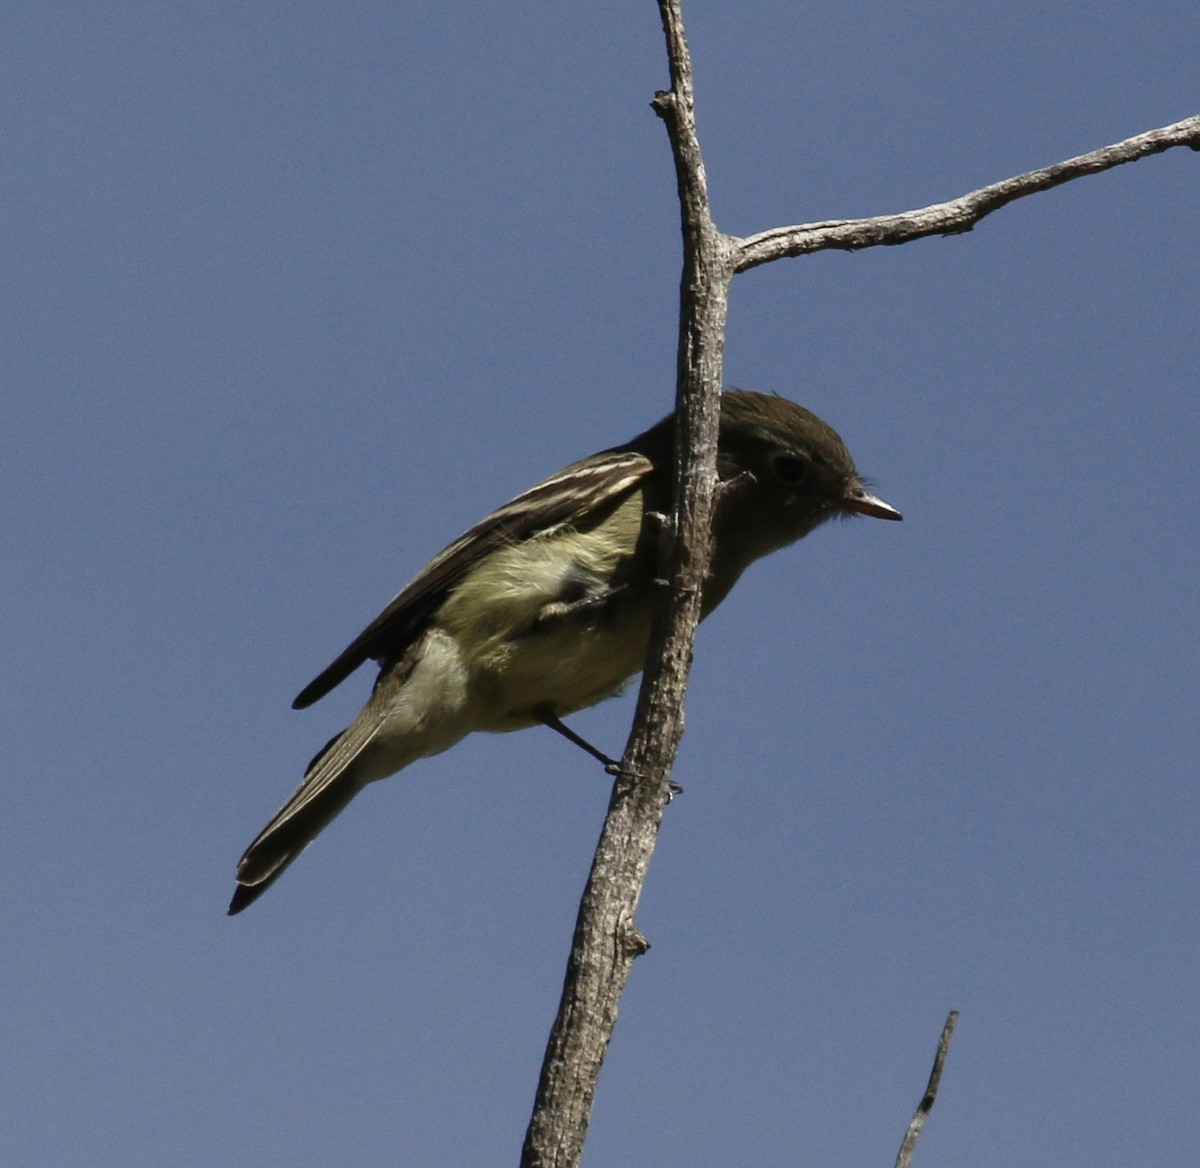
[461,603,653,731]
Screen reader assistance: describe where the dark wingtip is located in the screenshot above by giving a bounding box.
[227,882,264,916]
[292,665,345,710]
[293,673,332,709]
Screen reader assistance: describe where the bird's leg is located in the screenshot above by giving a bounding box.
[533,706,684,797]
[534,707,620,770]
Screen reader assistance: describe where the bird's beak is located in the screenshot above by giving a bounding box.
[843,484,903,521]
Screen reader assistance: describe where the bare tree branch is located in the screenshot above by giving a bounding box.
[521,7,1196,1168]
[894,1010,959,1168]
[736,115,1200,271]
[520,3,733,1164]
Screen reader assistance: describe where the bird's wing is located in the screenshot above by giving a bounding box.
[292,448,655,709]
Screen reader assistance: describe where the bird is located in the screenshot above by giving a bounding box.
[228,390,901,913]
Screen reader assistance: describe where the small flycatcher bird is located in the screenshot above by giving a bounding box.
[228,390,901,913]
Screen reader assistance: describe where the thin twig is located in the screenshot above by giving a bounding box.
[894,1010,960,1168]
[735,114,1200,271]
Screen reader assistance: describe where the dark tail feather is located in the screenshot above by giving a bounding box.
[228,731,363,915]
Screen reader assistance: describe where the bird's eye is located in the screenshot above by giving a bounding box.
[773,455,809,483]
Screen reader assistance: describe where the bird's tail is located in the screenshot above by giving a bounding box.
[228,714,387,915]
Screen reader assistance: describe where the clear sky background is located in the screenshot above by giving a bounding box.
[3,3,1197,1165]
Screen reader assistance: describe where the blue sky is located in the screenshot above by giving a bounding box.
[3,3,1197,1165]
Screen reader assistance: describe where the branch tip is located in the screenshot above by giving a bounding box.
[893,1010,959,1168]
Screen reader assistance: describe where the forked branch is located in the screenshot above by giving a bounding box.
[520,2,1196,1165]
